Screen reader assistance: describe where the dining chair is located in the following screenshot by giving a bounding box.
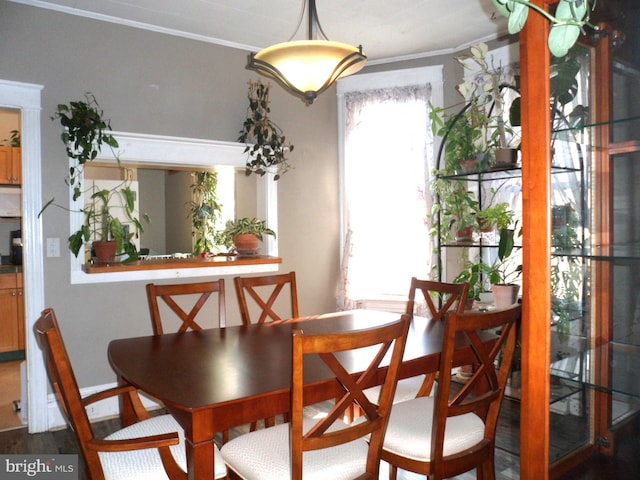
[234,271,299,325]
[146,279,226,334]
[381,304,521,480]
[220,314,411,480]
[146,279,230,444]
[35,308,228,480]
[363,278,470,407]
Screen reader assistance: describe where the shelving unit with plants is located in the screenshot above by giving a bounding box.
[431,45,593,425]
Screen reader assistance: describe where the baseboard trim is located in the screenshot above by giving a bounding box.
[46,382,163,430]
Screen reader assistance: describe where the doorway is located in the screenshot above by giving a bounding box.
[0,107,25,431]
[0,79,46,433]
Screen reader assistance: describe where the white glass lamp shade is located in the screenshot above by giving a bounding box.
[249,40,366,104]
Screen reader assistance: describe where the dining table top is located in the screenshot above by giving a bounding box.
[109,310,441,410]
[107,309,490,480]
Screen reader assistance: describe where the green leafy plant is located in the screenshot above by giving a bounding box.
[220,217,276,248]
[238,80,294,180]
[51,93,119,201]
[430,177,478,242]
[454,226,522,300]
[1,130,20,147]
[188,171,224,255]
[477,202,515,231]
[68,183,144,261]
[456,42,521,151]
[41,93,147,262]
[430,102,488,174]
[491,0,598,57]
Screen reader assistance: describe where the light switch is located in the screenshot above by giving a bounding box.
[46,237,60,257]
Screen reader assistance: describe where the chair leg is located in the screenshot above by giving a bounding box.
[388,463,398,480]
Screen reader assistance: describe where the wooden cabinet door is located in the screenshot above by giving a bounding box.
[0,146,12,185]
[0,288,20,352]
[11,147,21,185]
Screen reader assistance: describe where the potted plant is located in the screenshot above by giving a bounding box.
[430,101,489,174]
[188,171,224,255]
[430,177,478,243]
[41,93,147,263]
[238,80,294,180]
[456,43,521,168]
[221,217,276,256]
[72,183,144,263]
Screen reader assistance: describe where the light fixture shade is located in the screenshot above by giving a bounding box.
[249,40,366,104]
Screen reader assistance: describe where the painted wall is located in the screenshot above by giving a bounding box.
[0,1,505,395]
[0,1,340,387]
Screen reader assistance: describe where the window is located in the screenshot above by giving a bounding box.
[337,66,443,308]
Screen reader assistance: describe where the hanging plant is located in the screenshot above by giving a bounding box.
[491,0,598,57]
[238,80,294,180]
[51,93,119,201]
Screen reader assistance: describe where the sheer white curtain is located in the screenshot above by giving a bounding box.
[337,82,436,309]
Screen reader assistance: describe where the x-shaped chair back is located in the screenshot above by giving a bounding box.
[405,278,470,397]
[234,272,299,325]
[406,278,469,322]
[290,314,410,479]
[430,304,521,474]
[146,279,226,334]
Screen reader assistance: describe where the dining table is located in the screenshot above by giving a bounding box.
[107,309,490,480]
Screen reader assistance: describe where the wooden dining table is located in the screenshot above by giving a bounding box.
[108,309,487,480]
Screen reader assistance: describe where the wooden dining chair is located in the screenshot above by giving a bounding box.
[234,272,299,430]
[234,271,299,325]
[381,304,521,480]
[146,279,226,334]
[363,278,470,408]
[146,279,230,444]
[220,314,411,480]
[35,308,228,480]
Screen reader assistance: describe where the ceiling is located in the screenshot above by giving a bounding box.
[13,0,509,62]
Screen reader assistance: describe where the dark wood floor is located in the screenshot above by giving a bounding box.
[1,410,639,479]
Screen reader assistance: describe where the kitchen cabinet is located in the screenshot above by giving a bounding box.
[0,271,25,352]
[0,146,21,185]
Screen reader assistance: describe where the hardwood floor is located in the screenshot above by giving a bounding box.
[0,400,637,479]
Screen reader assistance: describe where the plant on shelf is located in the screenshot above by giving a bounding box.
[188,171,224,255]
[220,217,276,256]
[430,177,478,243]
[454,224,522,306]
[456,43,521,165]
[72,182,145,263]
[476,201,514,233]
[475,184,515,232]
[41,93,147,263]
[551,203,583,342]
[491,0,598,57]
[238,80,294,180]
[430,101,489,174]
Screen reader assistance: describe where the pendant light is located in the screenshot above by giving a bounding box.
[247,0,367,105]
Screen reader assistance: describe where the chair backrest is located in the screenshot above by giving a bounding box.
[406,277,469,321]
[290,314,411,479]
[35,309,104,477]
[431,304,521,472]
[234,272,299,325]
[146,279,226,334]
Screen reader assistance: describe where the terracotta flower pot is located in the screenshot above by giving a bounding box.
[233,234,260,256]
[93,240,117,263]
